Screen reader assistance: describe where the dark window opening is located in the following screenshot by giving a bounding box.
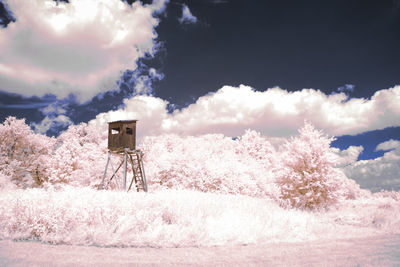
[111,127,120,135]
[126,127,133,135]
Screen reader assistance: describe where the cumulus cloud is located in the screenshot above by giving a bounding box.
[0,0,167,102]
[89,95,169,138]
[342,141,400,192]
[375,139,400,152]
[179,4,197,24]
[90,84,400,139]
[332,145,364,167]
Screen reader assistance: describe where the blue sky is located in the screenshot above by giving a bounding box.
[0,0,399,191]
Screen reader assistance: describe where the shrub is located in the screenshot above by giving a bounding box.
[140,133,278,197]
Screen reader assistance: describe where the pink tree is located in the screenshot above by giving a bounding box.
[0,117,55,188]
[0,117,107,188]
[276,122,360,210]
[48,123,108,187]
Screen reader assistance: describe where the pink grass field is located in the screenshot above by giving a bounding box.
[0,187,400,266]
[1,235,400,266]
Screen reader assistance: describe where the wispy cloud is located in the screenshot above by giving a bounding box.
[179,4,197,24]
[0,91,55,109]
[0,102,51,109]
[32,114,73,135]
[337,84,355,94]
[208,0,229,4]
[31,97,74,135]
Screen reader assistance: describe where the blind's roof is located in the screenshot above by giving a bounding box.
[108,120,138,124]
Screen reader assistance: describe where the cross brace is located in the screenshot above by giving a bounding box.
[100,149,147,192]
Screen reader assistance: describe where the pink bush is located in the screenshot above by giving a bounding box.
[140,133,279,197]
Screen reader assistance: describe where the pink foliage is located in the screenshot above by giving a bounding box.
[0,117,107,188]
[276,122,360,210]
[2,117,400,248]
[235,129,278,167]
[0,117,55,188]
[140,132,279,198]
[0,117,363,210]
[47,123,108,187]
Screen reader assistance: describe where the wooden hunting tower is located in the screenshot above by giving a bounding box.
[108,120,137,151]
[101,120,147,192]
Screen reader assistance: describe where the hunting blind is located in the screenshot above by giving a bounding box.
[108,120,137,151]
[100,120,147,192]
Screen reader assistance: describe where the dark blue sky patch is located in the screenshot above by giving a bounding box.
[150,0,400,107]
[332,127,400,160]
[0,91,56,122]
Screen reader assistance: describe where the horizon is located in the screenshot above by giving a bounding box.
[0,0,399,191]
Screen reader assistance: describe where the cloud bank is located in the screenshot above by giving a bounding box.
[91,84,400,138]
[0,0,166,102]
[87,83,400,192]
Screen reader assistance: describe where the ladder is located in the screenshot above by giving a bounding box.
[128,151,147,192]
[100,149,148,192]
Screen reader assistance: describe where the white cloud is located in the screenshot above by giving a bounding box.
[0,0,167,102]
[342,145,400,192]
[337,139,400,192]
[32,114,73,134]
[376,139,400,152]
[89,95,169,138]
[179,4,197,24]
[90,84,400,139]
[40,101,68,116]
[148,0,170,14]
[332,145,364,167]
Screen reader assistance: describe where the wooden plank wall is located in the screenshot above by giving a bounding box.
[108,121,136,151]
